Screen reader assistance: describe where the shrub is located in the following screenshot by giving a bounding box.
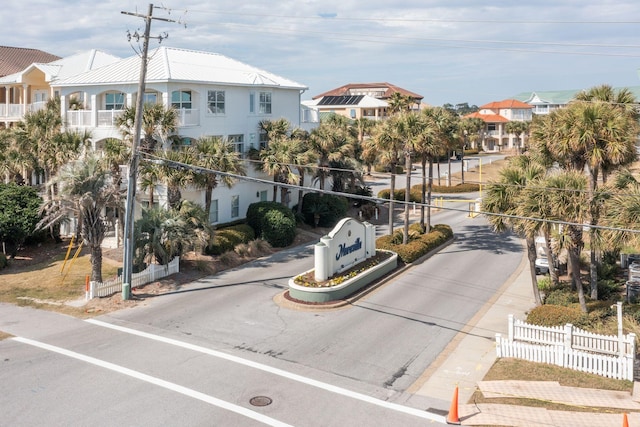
[301,193,348,228]
[261,209,297,247]
[537,277,553,292]
[205,224,256,255]
[376,223,453,263]
[0,253,7,269]
[527,304,588,327]
[597,279,623,301]
[544,288,579,306]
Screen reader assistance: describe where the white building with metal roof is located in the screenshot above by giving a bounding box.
[53,46,313,226]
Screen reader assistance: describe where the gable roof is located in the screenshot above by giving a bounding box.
[480,99,532,110]
[512,90,580,105]
[0,49,121,84]
[313,82,422,101]
[53,46,307,90]
[465,112,509,123]
[0,46,60,77]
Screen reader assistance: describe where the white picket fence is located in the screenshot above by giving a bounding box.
[496,314,636,381]
[89,257,180,299]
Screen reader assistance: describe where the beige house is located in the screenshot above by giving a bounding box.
[465,99,532,152]
[305,82,423,120]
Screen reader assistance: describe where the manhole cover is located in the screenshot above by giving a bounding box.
[250,396,272,407]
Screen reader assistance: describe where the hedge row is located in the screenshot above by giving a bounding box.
[377,183,480,201]
[376,223,453,263]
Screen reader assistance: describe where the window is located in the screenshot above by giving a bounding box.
[259,92,271,114]
[231,195,239,218]
[350,109,356,119]
[249,92,255,113]
[228,134,244,156]
[207,90,225,114]
[105,92,125,110]
[209,199,219,223]
[171,90,192,109]
[259,131,268,150]
[487,123,497,132]
[259,190,268,202]
[143,92,157,105]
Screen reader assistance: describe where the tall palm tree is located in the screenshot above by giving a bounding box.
[191,136,245,218]
[154,149,195,209]
[529,93,639,300]
[308,114,356,191]
[38,155,122,282]
[482,160,547,307]
[371,116,404,233]
[458,117,484,184]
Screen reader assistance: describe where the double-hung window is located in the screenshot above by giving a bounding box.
[209,199,219,223]
[231,195,240,218]
[207,90,225,114]
[228,134,244,157]
[259,92,272,114]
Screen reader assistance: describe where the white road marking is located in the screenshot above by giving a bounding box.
[87,318,446,423]
[12,336,293,427]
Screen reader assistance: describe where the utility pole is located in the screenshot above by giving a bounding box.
[121,4,175,300]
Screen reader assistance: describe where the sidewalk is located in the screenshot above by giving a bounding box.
[410,252,640,426]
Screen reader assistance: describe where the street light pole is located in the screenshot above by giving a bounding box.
[121,4,154,300]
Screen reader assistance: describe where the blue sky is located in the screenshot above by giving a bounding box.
[2,1,640,106]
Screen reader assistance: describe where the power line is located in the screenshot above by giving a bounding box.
[140,152,640,235]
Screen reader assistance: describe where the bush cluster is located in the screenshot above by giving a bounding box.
[301,193,348,228]
[527,304,589,327]
[377,183,481,201]
[376,223,453,263]
[205,224,255,255]
[246,201,296,248]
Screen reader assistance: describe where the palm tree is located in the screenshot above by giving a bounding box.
[154,149,195,209]
[505,120,529,154]
[102,138,130,246]
[371,116,404,233]
[529,93,639,300]
[387,92,415,114]
[38,155,122,282]
[191,136,245,218]
[115,103,178,152]
[308,114,356,191]
[482,159,547,307]
[134,201,211,267]
[459,117,484,184]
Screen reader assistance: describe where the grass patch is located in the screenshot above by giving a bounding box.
[0,243,118,314]
[471,358,633,412]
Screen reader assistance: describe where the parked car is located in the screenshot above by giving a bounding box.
[535,256,549,275]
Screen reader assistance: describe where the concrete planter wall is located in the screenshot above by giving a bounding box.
[288,250,398,303]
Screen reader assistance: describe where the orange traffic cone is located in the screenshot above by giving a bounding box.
[623,413,629,427]
[446,385,461,425]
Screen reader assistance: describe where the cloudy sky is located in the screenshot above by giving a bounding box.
[3,1,640,106]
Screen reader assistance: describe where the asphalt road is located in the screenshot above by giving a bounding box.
[0,202,522,426]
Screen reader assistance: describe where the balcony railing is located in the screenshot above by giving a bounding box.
[0,103,25,118]
[67,110,93,127]
[97,109,124,127]
[176,108,199,126]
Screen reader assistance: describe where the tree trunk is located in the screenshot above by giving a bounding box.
[589,171,599,300]
[388,167,396,234]
[437,160,441,186]
[426,158,433,233]
[297,172,305,214]
[460,149,465,184]
[403,153,412,244]
[526,237,543,306]
[204,184,213,219]
[419,158,427,233]
[543,225,559,287]
[447,154,452,187]
[91,244,103,283]
[568,243,588,313]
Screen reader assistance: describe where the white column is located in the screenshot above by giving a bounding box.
[22,84,28,115]
[59,94,67,127]
[90,94,97,127]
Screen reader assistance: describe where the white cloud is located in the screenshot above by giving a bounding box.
[1,0,639,105]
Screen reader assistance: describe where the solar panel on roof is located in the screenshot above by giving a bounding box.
[317,95,364,106]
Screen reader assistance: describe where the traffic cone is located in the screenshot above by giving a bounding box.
[446,385,461,425]
[623,413,629,427]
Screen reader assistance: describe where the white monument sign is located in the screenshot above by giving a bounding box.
[314,218,376,282]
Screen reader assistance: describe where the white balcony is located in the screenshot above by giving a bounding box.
[0,103,25,119]
[97,109,124,127]
[176,108,199,127]
[67,110,93,127]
